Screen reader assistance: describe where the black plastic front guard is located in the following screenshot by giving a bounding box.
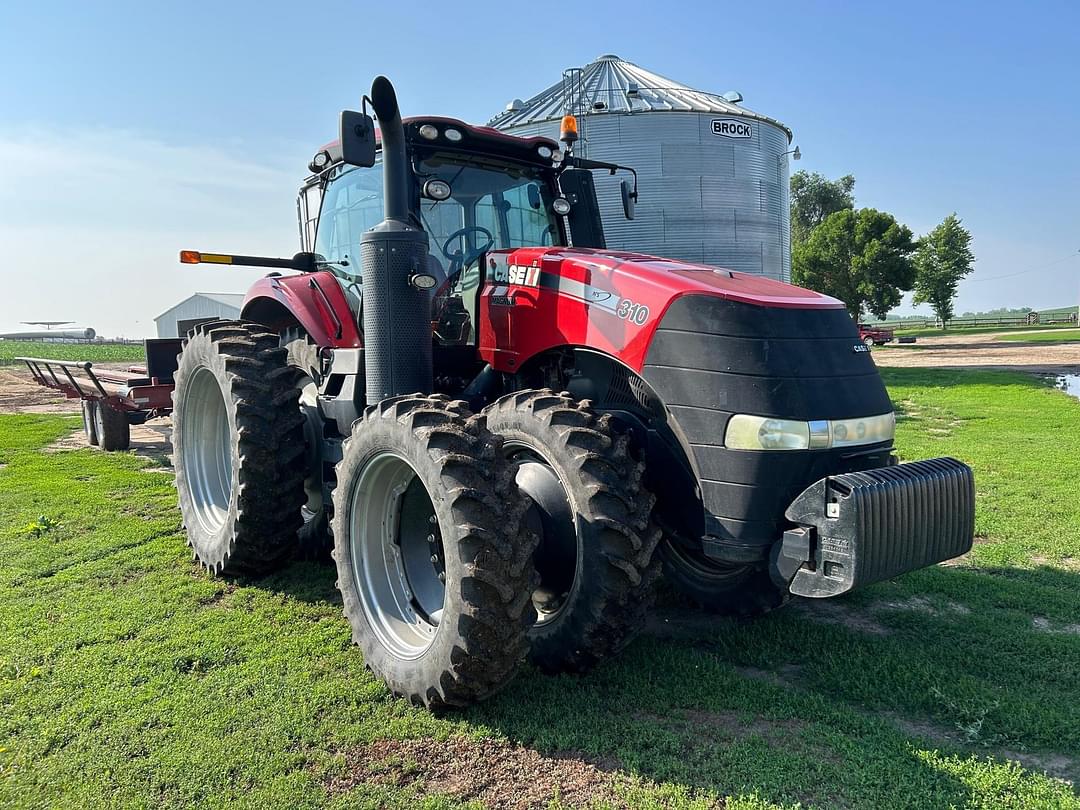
[770,457,975,598]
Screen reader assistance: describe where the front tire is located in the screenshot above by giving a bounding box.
[484,390,662,674]
[172,320,306,576]
[660,538,789,617]
[331,395,538,708]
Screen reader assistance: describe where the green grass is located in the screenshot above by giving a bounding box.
[2,371,1080,808]
[0,340,145,365]
[895,324,1078,339]
[995,330,1080,344]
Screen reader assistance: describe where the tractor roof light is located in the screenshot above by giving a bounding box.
[537,144,553,160]
[444,128,463,142]
[418,124,439,140]
[552,197,571,216]
[560,115,579,144]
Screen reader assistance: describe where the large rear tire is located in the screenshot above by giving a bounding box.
[94,402,130,452]
[660,538,789,617]
[484,390,662,674]
[331,395,538,708]
[172,320,306,576]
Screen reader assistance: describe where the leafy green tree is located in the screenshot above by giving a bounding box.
[790,171,856,245]
[792,208,917,319]
[913,213,975,324]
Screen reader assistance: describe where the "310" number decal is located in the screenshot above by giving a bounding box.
[615,298,650,325]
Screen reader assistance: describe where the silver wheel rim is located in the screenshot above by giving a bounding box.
[181,366,233,535]
[349,452,444,659]
[505,441,577,626]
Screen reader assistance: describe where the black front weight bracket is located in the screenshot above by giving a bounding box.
[769,457,975,598]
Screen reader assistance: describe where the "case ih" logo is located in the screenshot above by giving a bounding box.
[711,119,753,139]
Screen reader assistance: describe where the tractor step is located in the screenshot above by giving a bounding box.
[772,457,975,598]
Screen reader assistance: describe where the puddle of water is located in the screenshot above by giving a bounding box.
[1057,374,1080,400]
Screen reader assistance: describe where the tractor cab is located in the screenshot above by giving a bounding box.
[299,119,571,345]
[296,115,629,347]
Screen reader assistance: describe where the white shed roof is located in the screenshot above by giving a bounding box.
[155,293,244,321]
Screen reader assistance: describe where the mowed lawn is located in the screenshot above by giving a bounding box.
[2,370,1079,809]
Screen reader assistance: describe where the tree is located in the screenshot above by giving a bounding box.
[912,213,975,324]
[790,171,856,245]
[792,208,917,319]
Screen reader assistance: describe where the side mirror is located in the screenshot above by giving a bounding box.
[339,110,376,168]
[620,179,637,220]
[526,183,542,210]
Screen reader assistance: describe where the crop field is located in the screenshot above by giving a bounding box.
[0,341,145,365]
[1,369,1079,808]
[996,330,1080,344]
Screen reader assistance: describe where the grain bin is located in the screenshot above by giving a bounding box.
[490,55,794,280]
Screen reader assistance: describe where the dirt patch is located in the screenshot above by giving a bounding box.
[873,330,1080,373]
[1031,616,1080,637]
[0,367,82,413]
[886,713,1079,784]
[41,419,172,467]
[877,596,970,617]
[791,598,891,635]
[324,736,632,809]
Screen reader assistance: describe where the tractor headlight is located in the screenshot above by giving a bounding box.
[725,413,894,451]
[418,124,439,140]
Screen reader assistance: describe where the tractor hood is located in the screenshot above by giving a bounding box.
[528,247,846,311]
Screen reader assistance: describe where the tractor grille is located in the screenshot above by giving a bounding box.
[642,294,893,550]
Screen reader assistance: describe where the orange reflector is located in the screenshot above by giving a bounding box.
[179,250,201,264]
[199,253,234,264]
[560,115,579,142]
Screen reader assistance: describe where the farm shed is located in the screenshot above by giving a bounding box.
[155,293,244,338]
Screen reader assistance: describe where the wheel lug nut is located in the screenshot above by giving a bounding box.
[438,573,446,583]
[426,533,435,543]
[430,554,438,563]
[428,515,436,524]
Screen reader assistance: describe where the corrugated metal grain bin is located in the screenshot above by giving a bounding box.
[490,55,794,281]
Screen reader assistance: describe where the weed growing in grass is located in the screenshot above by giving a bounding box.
[24,514,61,539]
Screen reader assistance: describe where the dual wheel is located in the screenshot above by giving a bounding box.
[171,320,661,706]
[80,399,131,451]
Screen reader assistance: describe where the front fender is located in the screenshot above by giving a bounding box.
[241,272,362,348]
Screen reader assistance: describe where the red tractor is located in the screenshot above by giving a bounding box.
[173,76,974,708]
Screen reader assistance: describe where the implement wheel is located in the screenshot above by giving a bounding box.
[94,402,130,452]
[82,400,99,446]
[331,395,537,708]
[484,390,662,674]
[172,320,306,576]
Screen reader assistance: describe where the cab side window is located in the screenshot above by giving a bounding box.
[313,164,384,272]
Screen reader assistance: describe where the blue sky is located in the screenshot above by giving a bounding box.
[1,0,1077,335]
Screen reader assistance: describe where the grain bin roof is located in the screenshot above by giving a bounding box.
[489,54,791,139]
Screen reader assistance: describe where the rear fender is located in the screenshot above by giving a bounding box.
[241,272,362,348]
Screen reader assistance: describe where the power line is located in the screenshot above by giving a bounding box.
[966,250,1079,283]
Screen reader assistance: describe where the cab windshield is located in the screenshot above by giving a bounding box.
[312,155,561,279]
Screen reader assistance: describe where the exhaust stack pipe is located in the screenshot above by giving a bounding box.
[360,76,433,401]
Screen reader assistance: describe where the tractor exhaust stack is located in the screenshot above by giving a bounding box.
[360,76,433,401]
